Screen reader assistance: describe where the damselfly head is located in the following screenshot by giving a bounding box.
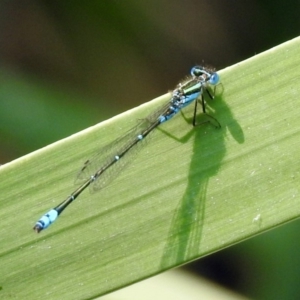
[190,66,219,86]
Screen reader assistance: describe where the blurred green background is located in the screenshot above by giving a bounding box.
[1,1,300,299]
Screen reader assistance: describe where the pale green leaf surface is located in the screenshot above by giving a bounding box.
[1,36,300,299]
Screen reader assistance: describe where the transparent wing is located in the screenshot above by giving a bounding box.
[75,119,157,192]
[76,97,174,193]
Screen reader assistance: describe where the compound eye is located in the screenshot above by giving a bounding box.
[190,66,204,77]
[209,73,220,85]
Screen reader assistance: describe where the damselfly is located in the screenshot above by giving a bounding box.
[33,66,220,233]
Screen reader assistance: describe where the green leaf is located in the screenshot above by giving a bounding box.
[1,36,300,299]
